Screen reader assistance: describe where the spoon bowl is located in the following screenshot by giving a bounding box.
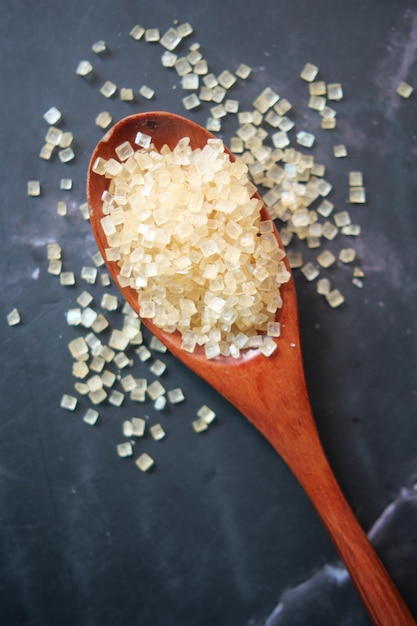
[87,111,416,626]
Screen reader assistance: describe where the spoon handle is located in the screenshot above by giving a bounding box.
[294,442,416,626]
[254,383,417,626]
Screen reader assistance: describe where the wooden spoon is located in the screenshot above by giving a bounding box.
[87,111,416,626]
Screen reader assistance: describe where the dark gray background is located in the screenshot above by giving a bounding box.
[1,1,417,625]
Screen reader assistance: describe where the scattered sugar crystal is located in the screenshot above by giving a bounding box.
[217,70,236,89]
[150,424,165,440]
[75,382,89,395]
[317,250,336,268]
[301,262,320,281]
[210,103,226,118]
[182,74,199,90]
[66,308,81,326]
[58,148,75,163]
[89,388,107,405]
[182,94,200,110]
[76,291,92,308]
[108,329,130,351]
[130,388,146,402]
[192,418,208,433]
[80,266,97,284]
[60,178,72,190]
[194,59,208,75]
[309,81,326,96]
[334,211,351,227]
[91,251,104,267]
[80,307,98,328]
[161,50,177,67]
[352,278,364,288]
[79,202,90,220]
[321,117,336,129]
[167,388,185,404]
[296,131,315,147]
[117,442,133,458]
[322,221,339,240]
[45,126,62,145]
[59,132,73,148]
[316,179,332,196]
[109,390,125,407]
[339,248,356,263]
[160,27,181,50]
[300,63,319,82]
[147,380,165,400]
[317,200,334,217]
[130,24,145,40]
[101,293,118,311]
[100,273,111,287]
[27,180,41,196]
[135,453,154,472]
[206,117,221,132]
[154,396,167,410]
[396,82,413,98]
[150,360,167,376]
[46,245,61,262]
[60,271,75,286]
[61,394,77,411]
[342,224,361,236]
[197,405,216,424]
[7,308,21,326]
[308,95,326,111]
[90,356,105,373]
[274,98,292,115]
[120,87,134,101]
[253,87,279,113]
[68,336,88,359]
[317,278,331,295]
[100,81,117,98]
[145,28,160,42]
[287,252,303,268]
[349,171,363,187]
[349,187,366,203]
[177,22,193,37]
[122,421,133,437]
[333,144,348,158]
[149,336,167,353]
[131,417,146,437]
[83,408,99,425]
[326,289,345,308]
[95,111,113,129]
[175,57,192,76]
[235,63,251,79]
[76,60,93,76]
[87,375,103,393]
[100,369,116,388]
[92,40,106,54]
[39,144,54,160]
[120,374,136,392]
[136,345,152,362]
[43,106,62,124]
[187,49,202,64]
[327,83,344,100]
[139,85,155,99]
[272,131,290,148]
[353,267,365,278]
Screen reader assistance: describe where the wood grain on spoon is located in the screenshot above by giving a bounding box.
[87,111,416,626]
